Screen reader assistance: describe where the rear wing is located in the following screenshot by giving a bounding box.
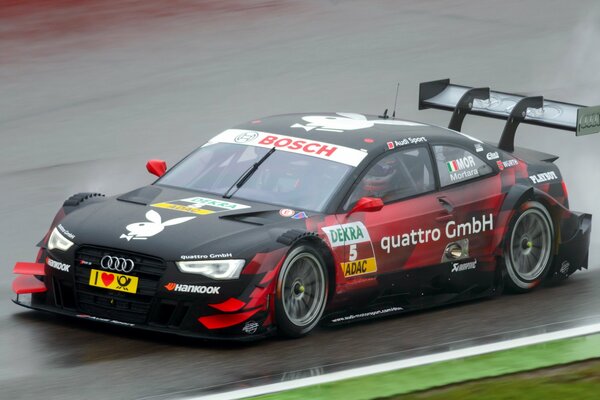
[419,79,600,152]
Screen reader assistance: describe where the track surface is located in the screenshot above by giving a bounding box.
[2,1,600,399]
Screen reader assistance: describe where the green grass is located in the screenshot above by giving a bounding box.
[251,334,600,400]
[391,359,600,400]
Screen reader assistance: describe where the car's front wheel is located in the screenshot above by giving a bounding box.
[504,201,554,293]
[275,245,328,338]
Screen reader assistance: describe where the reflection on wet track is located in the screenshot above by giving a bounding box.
[2,1,600,398]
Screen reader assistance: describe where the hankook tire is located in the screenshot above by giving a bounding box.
[275,245,328,338]
[504,201,554,293]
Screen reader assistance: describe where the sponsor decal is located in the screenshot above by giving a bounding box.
[120,210,194,241]
[330,307,404,323]
[209,129,368,167]
[279,208,295,217]
[449,168,479,182]
[529,171,558,184]
[340,257,377,277]
[152,196,250,216]
[451,260,477,273]
[475,144,484,152]
[577,106,600,136]
[381,214,493,254]
[497,159,519,170]
[57,224,75,239]
[322,222,371,247]
[46,257,70,272]
[242,320,259,335]
[290,113,424,133]
[291,211,308,219]
[234,131,259,143]
[386,136,427,150]
[180,253,233,260]
[76,314,135,327]
[447,156,476,172]
[89,269,139,293]
[486,152,499,160]
[560,261,570,275]
[164,283,220,294]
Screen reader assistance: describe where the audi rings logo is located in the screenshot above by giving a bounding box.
[234,131,259,143]
[100,255,135,273]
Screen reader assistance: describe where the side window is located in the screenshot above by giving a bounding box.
[433,145,492,187]
[345,146,435,209]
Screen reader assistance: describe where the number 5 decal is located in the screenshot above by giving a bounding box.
[349,244,357,261]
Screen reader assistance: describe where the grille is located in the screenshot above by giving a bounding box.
[74,246,167,324]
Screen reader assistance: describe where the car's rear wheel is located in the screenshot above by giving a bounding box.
[275,245,328,338]
[504,201,554,293]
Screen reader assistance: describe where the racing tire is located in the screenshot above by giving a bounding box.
[503,201,554,293]
[275,245,328,338]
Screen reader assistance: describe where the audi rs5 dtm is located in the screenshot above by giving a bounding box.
[11,79,596,340]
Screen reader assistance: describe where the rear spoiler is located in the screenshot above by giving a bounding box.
[419,79,600,152]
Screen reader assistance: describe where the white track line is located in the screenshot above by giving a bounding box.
[191,322,600,400]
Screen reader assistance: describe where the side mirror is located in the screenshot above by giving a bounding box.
[146,159,167,177]
[347,197,384,217]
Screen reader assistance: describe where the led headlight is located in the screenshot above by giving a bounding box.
[176,260,245,280]
[47,227,74,251]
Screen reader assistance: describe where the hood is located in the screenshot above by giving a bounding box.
[57,186,311,260]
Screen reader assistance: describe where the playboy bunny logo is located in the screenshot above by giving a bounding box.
[291,113,424,132]
[120,210,195,241]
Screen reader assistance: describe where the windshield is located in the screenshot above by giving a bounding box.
[157,143,353,212]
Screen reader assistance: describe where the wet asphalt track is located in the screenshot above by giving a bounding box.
[2,1,600,398]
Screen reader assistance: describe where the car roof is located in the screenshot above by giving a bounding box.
[233,112,481,156]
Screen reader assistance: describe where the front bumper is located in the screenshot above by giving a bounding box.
[11,246,282,341]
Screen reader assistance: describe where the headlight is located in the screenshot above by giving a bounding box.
[176,260,245,280]
[47,227,74,251]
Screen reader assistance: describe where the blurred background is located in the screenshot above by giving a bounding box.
[1,1,599,399]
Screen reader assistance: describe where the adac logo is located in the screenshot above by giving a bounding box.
[340,257,377,277]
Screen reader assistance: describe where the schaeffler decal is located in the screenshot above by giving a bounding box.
[475,144,484,152]
[164,283,220,294]
[46,257,70,272]
[57,224,75,239]
[386,137,427,150]
[290,113,424,133]
[529,171,558,184]
[322,222,371,247]
[451,260,477,273]
[381,214,494,254]
[242,321,259,335]
[209,129,368,167]
[120,210,195,241]
[152,196,250,215]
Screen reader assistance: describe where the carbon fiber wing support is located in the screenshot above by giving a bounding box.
[419,79,600,152]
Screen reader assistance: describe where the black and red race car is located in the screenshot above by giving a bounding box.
[12,80,597,340]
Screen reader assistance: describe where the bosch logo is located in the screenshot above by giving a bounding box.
[100,255,135,273]
[234,131,259,143]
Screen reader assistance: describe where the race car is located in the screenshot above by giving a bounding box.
[12,79,597,340]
